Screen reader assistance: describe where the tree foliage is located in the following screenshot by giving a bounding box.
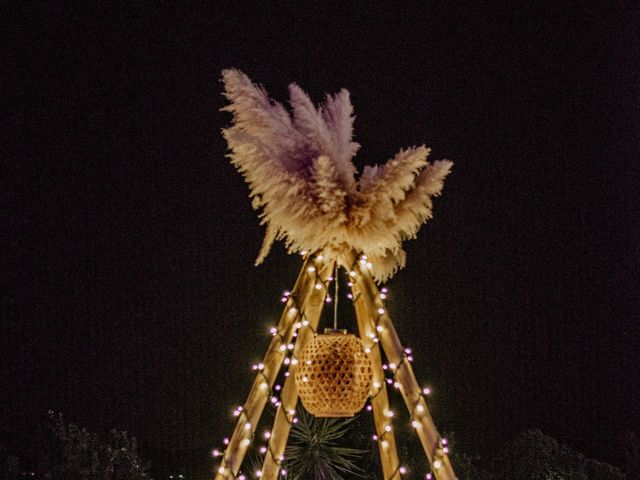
[12,411,152,480]
[496,430,625,480]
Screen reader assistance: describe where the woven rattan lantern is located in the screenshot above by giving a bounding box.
[295,330,372,417]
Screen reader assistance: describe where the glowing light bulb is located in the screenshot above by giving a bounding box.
[376,325,384,332]
[218,466,225,474]
[380,293,387,299]
[223,437,229,445]
[259,382,268,390]
[347,293,353,299]
[302,319,309,326]
[244,422,251,430]
[373,381,381,389]
[433,460,442,469]
[260,446,267,454]
[364,347,371,354]
[381,287,388,293]
[384,410,394,417]
[289,307,297,314]
[367,404,373,411]
[295,321,302,329]
[275,384,282,391]
[255,470,262,477]
[242,438,250,447]
[307,266,316,273]
[441,438,448,445]
[315,283,322,290]
[426,474,433,480]
[423,387,432,395]
[388,362,397,370]
[377,307,385,315]
[384,425,392,432]
[284,358,290,365]
[443,446,450,454]
[366,262,373,269]
[281,469,287,476]
[412,420,421,429]
[372,434,378,440]
[317,255,323,261]
[239,475,246,480]
[349,270,356,277]
[212,449,221,457]
[381,440,389,448]
[270,327,278,335]
[264,431,271,439]
[417,404,425,413]
[399,466,407,474]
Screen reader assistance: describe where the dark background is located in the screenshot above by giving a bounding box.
[3,2,639,477]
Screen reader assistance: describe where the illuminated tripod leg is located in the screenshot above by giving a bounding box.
[352,258,457,480]
[350,276,403,480]
[260,258,336,479]
[215,255,329,479]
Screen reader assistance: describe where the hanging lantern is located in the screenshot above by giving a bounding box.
[295,330,372,417]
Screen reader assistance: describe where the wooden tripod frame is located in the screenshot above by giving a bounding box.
[214,252,457,480]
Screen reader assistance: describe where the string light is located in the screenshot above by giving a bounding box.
[264,431,271,439]
[399,466,407,474]
[433,460,442,470]
[423,387,432,395]
[377,307,385,315]
[307,266,316,273]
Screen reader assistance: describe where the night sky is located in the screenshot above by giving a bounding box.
[3,2,639,475]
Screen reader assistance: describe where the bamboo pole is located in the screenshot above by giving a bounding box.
[351,255,457,480]
[215,255,328,479]
[341,255,402,480]
[259,257,336,479]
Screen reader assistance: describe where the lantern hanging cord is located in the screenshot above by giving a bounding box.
[333,264,339,330]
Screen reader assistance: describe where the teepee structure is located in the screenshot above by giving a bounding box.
[214,70,457,480]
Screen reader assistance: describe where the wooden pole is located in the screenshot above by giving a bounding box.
[342,255,402,480]
[351,254,457,480]
[260,257,336,479]
[215,255,329,479]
